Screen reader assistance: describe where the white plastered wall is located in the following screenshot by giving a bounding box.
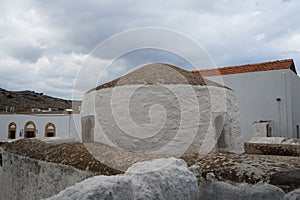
[0,114,81,140]
[81,84,244,154]
[205,69,298,141]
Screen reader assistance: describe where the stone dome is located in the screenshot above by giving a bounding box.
[88,63,226,92]
[81,63,243,155]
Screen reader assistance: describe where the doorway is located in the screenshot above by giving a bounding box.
[215,115,228,152]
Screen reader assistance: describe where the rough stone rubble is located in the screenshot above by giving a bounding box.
[47,158,300,200]
[2,140,300,199]
[47,158,199,200]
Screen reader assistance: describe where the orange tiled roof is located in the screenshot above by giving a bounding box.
[192,59,296,76]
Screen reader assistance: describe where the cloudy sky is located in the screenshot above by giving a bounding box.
[0,0,299,99]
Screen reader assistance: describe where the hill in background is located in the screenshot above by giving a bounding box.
[0,87,81,112]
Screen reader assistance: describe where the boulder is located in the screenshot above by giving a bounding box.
[47,158,199,200]
[270,170,300,191]
[198,173,285,200]
[284,188,300,200]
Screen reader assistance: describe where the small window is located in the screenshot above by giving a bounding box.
[8,122,17,139]
[45,123,56,137]
[24,121,36,138]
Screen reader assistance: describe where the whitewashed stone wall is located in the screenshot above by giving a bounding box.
[81,85,244,154]
[0,148,94,200]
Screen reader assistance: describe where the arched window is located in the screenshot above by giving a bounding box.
[45,123,56,137]
[24,121,36,138]
[8,122,17,139]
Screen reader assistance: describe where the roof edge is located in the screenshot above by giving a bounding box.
[192,59,296,77]
[86,63,228,94]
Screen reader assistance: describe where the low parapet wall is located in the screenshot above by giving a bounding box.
[0,148,95,200]
[244,143,300,156]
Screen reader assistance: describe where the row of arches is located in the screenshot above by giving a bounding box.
[7,121,56,139]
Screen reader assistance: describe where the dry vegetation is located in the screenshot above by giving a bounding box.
[0,88,80,112]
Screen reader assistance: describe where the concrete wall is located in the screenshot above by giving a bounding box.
[81,84,244,154]
[206,69,297,141]
[0,148,94,200]
[0,114,81,140]
[289,71,300,138]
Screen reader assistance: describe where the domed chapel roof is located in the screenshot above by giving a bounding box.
[88,63,226,93]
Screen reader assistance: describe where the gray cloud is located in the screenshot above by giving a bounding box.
[0,0,300,99]
[9,44,44,63]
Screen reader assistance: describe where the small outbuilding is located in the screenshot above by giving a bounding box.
[81,63,244,154]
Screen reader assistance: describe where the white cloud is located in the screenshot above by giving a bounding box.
[0,0,300,99]
[0,53,86,99]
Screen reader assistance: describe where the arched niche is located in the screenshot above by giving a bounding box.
[8,122,17,139]
[45,123,56,137]
[24,121,36,138]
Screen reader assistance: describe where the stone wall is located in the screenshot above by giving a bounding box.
[0,148,94,200]
[81,85,244,154]
[244,142,300,156]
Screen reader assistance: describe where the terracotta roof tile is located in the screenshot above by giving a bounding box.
[192,59,296,77]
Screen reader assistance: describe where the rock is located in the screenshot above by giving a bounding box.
[188,164,200,175]
[284,188,300,200]
[270,170,300,191]
[47,176,133,200]
[199,173,285,200]
[47,158,199,200]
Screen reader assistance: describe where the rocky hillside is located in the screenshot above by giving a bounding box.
[0,87,81,112]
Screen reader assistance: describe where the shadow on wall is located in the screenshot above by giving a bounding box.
[81,115,95,143]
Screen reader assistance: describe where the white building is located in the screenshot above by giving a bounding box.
[193,59,300,141]
[2,59,298,146]
[81,63,244,154]
[0,113,81,141]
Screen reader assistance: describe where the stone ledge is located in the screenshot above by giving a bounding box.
[244,142,300,156]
